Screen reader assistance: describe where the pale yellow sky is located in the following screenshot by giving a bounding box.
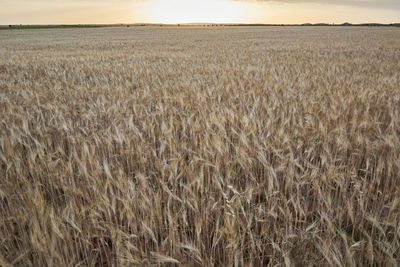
[1,0,399,24]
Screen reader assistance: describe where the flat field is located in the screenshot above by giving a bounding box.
[1,27,400,266]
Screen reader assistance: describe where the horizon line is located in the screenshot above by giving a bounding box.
[2,22,400,27]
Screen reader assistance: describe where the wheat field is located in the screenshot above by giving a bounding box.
[1,26,400,266]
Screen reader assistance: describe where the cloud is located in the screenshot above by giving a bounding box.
[4,0,400,8]
[233,0,400,9]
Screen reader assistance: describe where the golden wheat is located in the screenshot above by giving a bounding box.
[0,26,399,266]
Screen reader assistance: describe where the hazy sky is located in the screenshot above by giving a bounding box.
[1,0,399,24]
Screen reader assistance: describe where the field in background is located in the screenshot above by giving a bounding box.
[1,27,399,266]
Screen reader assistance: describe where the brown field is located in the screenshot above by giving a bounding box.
[1,26,400,266]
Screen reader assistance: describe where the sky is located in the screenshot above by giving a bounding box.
[1,0,399,25]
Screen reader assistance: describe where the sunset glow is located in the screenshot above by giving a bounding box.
[0,0,399,25]
[143,0,252,24]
